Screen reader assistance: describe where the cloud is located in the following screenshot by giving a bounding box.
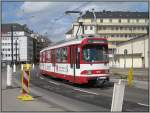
[80,2,148,12]
[20,2,52,13]
[7,1,148,42]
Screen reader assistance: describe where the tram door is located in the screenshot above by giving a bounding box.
[51,49,55,72]
[70,45,80,82]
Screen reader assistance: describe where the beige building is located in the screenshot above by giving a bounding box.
[67,10,148,55]
[113,34,149,68]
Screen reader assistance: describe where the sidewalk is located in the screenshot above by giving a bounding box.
[2,88,64,111]
[1,69,65,112]
[110,75,149,90]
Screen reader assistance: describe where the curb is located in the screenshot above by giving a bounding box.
[110,78,148,90]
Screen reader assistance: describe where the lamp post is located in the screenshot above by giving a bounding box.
[65,11,83,38]
[15,39,17,64]
[124,49,127,68]
[130,28,133,67]
[11,25,14,67]
[6,24,14,88]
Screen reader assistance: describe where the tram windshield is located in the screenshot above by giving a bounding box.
[82,45,108,63]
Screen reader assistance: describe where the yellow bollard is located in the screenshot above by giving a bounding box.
[128,66,134,87]
[17,64,34,101]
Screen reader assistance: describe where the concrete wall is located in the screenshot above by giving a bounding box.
[114,35,148,68]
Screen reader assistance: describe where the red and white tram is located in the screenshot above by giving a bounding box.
[39,35,109,86]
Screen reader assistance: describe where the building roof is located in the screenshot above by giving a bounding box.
[82,10,149,19]
[1,23,33,33]
[65,28,73,34]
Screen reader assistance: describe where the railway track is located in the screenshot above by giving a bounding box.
[30,69,149,112]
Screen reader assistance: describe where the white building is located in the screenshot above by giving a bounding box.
[114,34,149,68]
[72,10,148,48]
[66,10,148,67]
[65,28,73,39]
[1,23,34,63]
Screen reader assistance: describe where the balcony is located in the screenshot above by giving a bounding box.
[97,29,147,34]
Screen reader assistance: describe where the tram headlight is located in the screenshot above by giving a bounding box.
[87,70,92,75]
[105,70,109,74]
[81,70,92,75]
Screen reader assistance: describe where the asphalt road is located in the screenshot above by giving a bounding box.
[2,66,149,112]
[30,66,149,111]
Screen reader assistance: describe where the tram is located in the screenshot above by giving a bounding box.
[39,35,109,86]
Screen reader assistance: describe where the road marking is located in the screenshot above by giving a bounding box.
[40,77,44,79]
[138,103,149,107]
[73,88,99,95]
[48,81,60,85]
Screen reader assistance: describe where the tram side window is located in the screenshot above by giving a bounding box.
[51,49,55,65]
[61,47,68,63]
[76,47,80,69]
[47,50,51,63]
[40,53,42,63]
[42,52,45,63]
[56,48,61,62]
[45,51,48,62]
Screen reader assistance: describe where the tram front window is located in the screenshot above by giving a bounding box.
[82,45,108,63]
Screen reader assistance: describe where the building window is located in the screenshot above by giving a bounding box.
[109,19,112,22]
[116,27,119,30]
[119,19,121,23]
[142,27,145,30]
[128,19,130,23]
[100,19,103,23]
[111,27,114,30]
[137,27,141,30]
[116,34,119,37]
[85,26,88,30]
[125,34,127,37]
[133,27,136,30]
[90,26,93,30]
[120,27,123,30]
[129,27,132,30]
[98,26,102,30]
[103,26,106,30]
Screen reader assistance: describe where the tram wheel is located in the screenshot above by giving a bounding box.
[95,80,105,88]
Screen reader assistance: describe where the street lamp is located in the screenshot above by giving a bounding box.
[130,28,133,67]
[124,49,127,68]
[11,25,14,67]
[15,39,18,64]
[65,11,83,38]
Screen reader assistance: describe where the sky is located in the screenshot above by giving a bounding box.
[2,1,148,42]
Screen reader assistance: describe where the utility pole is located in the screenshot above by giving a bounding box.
[11,25,14,66]
[7,24,14,88]
[92,8,97,35]
[15,40,17,64]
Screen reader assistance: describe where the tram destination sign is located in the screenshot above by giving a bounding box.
[88,39,107,44]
